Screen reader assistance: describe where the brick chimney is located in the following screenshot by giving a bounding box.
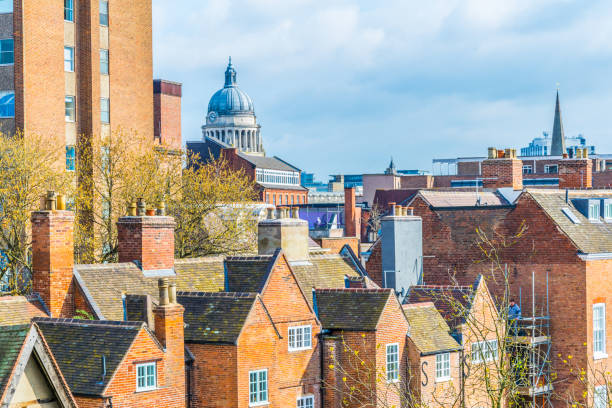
[559,158,592,189]
[481,148,523,190]
[258,207,309,262]
[153,278,185,406]
[117,203,175,275]
[344,187,357,238]
[31,191,74,318]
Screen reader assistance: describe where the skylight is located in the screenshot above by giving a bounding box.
[562,207,581,224]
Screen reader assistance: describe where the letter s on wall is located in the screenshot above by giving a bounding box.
[421,360,428,386]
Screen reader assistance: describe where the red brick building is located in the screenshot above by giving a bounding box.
[154,79,182,150]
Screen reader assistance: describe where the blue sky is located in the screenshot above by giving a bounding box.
[152,0,612,180]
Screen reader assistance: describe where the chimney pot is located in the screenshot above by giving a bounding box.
[407,206,414,216]
[291,207,299,219]
[158,278,169,306]
[128,202,137,216]
[487,147,496,159]
[266,207,275,220]
[156,202,166,216]
[45,191,57,211]
[56,194,66,211]
[168,283,177,304]
[137,198,146,216]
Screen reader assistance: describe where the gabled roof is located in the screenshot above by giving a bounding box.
[525,189,612,254]
[177,292,274,344]
[314,288,393,331]
[0,295,48,325]
[415,190,510,208]
[0,324,77,407]
[237,152,299,172]
[74,256,225,320]
[405,284,476,330]
[403,302,461,355]
[34,318,157,397]
[225,255,276,292]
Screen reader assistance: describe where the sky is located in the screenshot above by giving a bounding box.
[152,0,612,180]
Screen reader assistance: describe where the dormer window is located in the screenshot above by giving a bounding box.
[589,202,600,221]
[604,201,612,220]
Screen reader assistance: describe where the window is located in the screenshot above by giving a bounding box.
[522,165,533,174]
[99,0,109,26]
[64,0,74,21]
[595,385,608,408]
[65,96,76,122]
[64,47,74,72]
[297,395,314,408]
[436,352,451,382]
[0,0,12,13]
[249,369,268,406]
[136,362,156,392]
[0,91,14,118]
[605,203,612,220]
[471,340,498,364]
[100,49,109,75]
[386,343,399,382]
[288,325,312,351]
[589,202,601,221]
[594,303,606,358]
[100,98,109,123]
[66,145,75,171]
[0,39,13,65]
[544,164,558,174]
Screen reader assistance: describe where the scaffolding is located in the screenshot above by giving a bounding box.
[512,271,553,408]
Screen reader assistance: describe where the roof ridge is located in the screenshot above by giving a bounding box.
[177,291,257,298]
[315,288,392,294]
[225,255,273,262]
[32,317,143,329]
[411,285,473,290]
[174,256,225,263]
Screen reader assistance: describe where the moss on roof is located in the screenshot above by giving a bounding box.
[403,303,460,354]
[0,295,48,326]
[314,289,392,331]
[178,292,258,344]
[0,324,30,394]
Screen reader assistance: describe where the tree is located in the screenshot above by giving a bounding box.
[0,131,74,293]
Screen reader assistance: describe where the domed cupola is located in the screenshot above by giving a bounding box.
[207,58,254,115]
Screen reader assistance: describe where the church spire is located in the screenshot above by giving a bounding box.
[550,90,566,156]
[385,157,397,175]
[224,56,237,87]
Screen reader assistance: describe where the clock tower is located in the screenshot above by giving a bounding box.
[201,58,263,155]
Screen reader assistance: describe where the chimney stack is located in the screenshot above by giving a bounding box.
[117,202,175,275]
[481,147,523,190]
[153,278,185,402]
[258,207,309,262]
[31,191,75,317]
[559,157,593,189]
[344,187,360,238]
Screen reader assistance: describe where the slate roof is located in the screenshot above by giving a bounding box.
[0,295,48,325]
[405,285,476,330]
[177,292,260,344]
[225,255,275,292]
[0,324,30,395]
[237,152,298,172]
[74,256,225,320]
[292,253,365,306]
[34,318,153,397]
[526,189,612,254]
[314,288,393,331]
[403,303,461,355]
[417,190,509,208]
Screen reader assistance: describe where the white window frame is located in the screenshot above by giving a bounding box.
[589,202,601,222]
[100,49,109,75]
[471,340,498,364]
[595,385,608,408]
[99,0,109,26]
[522,165,533,174]
[435,352,451,382]
[249,369,268,406]
[135,362,157,392]
[297,395,314,408]
[64,46,74,72]
[100,97,110,123]
[594,303,607,359]
[544,164,558,174]
[288,325,312,352]
[386,343,399,383]
[605,203,612,220]
[65,96,76,122]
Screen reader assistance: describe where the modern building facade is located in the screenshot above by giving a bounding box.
[0,0,154,167]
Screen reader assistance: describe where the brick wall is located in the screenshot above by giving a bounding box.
[457,161,481,176]
[263,188,308,206]
[344,187,357,237]
[399,175,434,189]
[593,171,612,188]
[153,80,182,150]
[559,159,593,189]
[188,344,238,407]
[481,158,523,190]
[153,301,185,407]
[31,210,75,318]
[365,240,382,286]
[314,237,359,255]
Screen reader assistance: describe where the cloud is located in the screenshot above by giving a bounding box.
[153,0,612,179]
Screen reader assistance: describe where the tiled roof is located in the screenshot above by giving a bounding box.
[526,189,612,254]
[292,254,365,306]
[373,189,419,211]
[0,295,48,325]
[417,190,509,208]
[34,318,148,396]
[237,152,298,172]
[75,256,225,320]
[0,324,30,394]
[403,303,461,354]
[314,288,393,331]
[405,285,475,330]
[177,292,259,344]
[225,255,275,292]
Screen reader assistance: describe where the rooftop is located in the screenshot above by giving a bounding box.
[403,302,461,354]
[314,288,394,331]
